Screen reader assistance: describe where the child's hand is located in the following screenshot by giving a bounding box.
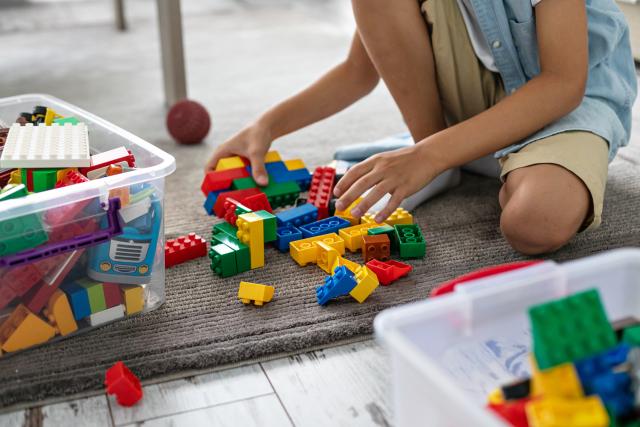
[333,144,442,223]
[206,122,272,186]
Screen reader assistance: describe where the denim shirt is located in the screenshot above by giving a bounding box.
[469,0,637,161]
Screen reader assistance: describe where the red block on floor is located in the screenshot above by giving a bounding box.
[105,361,143,407]
[165,233,208,268]
[308,167,335,219]
[366,259,412,285]
[102,283,124,308]
[200,167,249,196]
[212,188,262,218]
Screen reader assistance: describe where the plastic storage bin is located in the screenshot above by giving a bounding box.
[374,248,640,427]
[0,94,175,354]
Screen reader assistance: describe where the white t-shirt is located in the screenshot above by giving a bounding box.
[456,0,543,72]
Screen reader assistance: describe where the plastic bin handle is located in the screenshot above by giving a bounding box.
[430,260,543,297]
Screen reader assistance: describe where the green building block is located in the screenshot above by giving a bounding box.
[368,224,396,250]
[622,325,640,346]
[253,210,277,243]
[53,117,80,125]
[394,224,426,259]
[209,243,237,278]
[528,289,616,370]
[0,213,49,257]
[211,231,250,274]
[262,180,300,209]
[77,279,107,314]
[0,183,29,201]
[231,177,258,190]
[213,221,238,239]
[21,168,59,192]
[235,205,252,217]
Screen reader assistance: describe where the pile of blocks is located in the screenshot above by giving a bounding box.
[487,289,640,427]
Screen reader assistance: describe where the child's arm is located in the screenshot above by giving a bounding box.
[335,0,588,222]
[206,31,379,184]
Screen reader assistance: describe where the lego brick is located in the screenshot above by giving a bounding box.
[334,256,361,275]
[276,203,318,228]
[121,285,144,316]
[213,221,239,239]
[525,396,609,427]
[289,233,345,267]
[165,233,207,268]
[0,123,90,168]
[362,207,413,226]
[80,146,136,180]
[53,116,80,125]
[0,212,49,258]
[61,281,92,320]
[44,289,78,336]
[316,266,357,306]
[231,176,258,190]
[362,234,391,263]
[486,388,505,405]
[212,188,262,217]
[367,224,395,237]
[275,224,302,252]
[242,192,272,213]
[8,169,22,185]
[105,361,143,407]
[592,371,634,417]
[529,289,616,370]
[394,224,426,259]
[88,304,125,327]
[102,283,124,308]
[215,156,247,171]
[203,190,221,215]
[501,378,531,401]
[0,258,55,310]
[22,168,59,192]
[308,167,335,219]
[623,325,640,346]
[365,259,412,286]
[531,360,584,399]
[261,180,300,209]
[200,167,249,196]
[316,241,341,274]
[236,212,265,269]
[253,210,277,243]
[334,197,362,226]
[210,232,250,274]
[487,399,530,427]
[76,279,107,314]
[0,304,56,352]
[238,281,275,306]
[280,167,312,190]
[284,158,306,170]
[55,169,88,188]
[209,243,238,278]
[264,151,281,163]
[350,266,379,303]
[222,197,249,226]
[299,216,351,239]
[0,183,28,200]
[339,223,379,252]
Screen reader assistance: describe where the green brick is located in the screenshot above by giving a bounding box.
[528,289,616,370]
[231,177,258,190]
[53,117,80,125]
[622,325,640,346]
[262,180,300,209]
[21,168,59,193]
[235,204,252,217]
[253,210,277,243]
[211,232,250,273]
[213,221,238,239]
[0,184,28,201]
[0,213,49,257]
[394,224,426,259]
[368,224,396,250]
[77,279,107,314]
[209,243,237,277]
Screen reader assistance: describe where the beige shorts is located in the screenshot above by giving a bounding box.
[421,0,609,230]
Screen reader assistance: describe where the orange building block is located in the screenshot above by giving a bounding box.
[0,304,56,352]
[44,289,78,336]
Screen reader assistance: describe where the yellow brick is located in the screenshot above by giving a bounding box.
[525,397,609,427]
[44,290,78,336]
[56,168,78,182]
[335,197,362,226]
[363,208,413,226]
[237,212,265,269]
[238,281,275,306]
[350,266,379,303]
[289,233,345,266]
[338,257,360,274]
[339,223,379,252]
[284,158,306,171]
[264,151,281,163]
[121,285,145,315]
[316,241,340,274]
[360,213,382,225]
[0,305,56,352]
[531,357,583,399]
[8,169,21,185]
[215,156,246,171]
[487,388,504,405]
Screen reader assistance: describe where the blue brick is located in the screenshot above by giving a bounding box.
[248,162,312,190]
[299,216,351,238]
[61,282,91,321]
[281,168,312,190]
[576,344,631,393]
[275,224,302,252]
[316,266,356,305]
[591,372,634,417]
[276,203,318,228]
[204,190,221,215]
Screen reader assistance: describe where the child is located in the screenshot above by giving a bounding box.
[207,0,636,255]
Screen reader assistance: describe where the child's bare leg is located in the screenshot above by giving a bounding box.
[351,0,445,141]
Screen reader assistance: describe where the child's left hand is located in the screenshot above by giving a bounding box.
[333,143,443,223]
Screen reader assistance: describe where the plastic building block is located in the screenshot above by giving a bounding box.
[264,151,281,163]
[54,116,80,125]
[21,168,59,192]
[238,281,275,306]
[334,197,362,226]
[89,304,126,326]
[231,176,258,190]
[0,304,56,352]
[289,233,345,267]
[8,169,22,185]
[79,146,136,180]
[333,256,361,275]
[201,167,249,196]
[0,211,49,259]
[0,261,49,310]
[308,167,335,219]
[350,266,379,303]
[211,230,250,274]
[284,158,306,170]
[43,107,63,125]
[75,279,107,314]
[0,183,28,200]
[528,289,616,370]
[276,203,318,228]
[591,371,634,417]
[362,207,413,226]
[299,216,351,239]
[487,399,530,427]
[209,243,238,277]
[365,259,412,285]
[102,283,124,308]
[215,156,247,171]
[121,285,144,315]
[236,212,265,269]
[316,266,357,306]
[367,224,395,238]
[213,221,239,239]
[487,388,505,405]
[623,325,640,346]
[212,188,262,217]
[105,361,143,407]
[165,233,207,268]
[253,210,277,243]
[525,396,609,427]
[280,166,312,190]
[394,224,426,259]
[222,198,249,226]
[531,361,584,399]
[339,223,379,252]
[0,123,90,168]
[261,180,300,209]
[242,192,273,214]
[55,169,88,188]
[203,190,221,215]
[44,289,78,336]
[275,225,302,252]
[316,241,341,274]
[61,282,92,320]
[501,378,531,401]
[362,234,391,263]
[575,344,631,391]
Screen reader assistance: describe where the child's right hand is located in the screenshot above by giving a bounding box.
[205,122,272,186]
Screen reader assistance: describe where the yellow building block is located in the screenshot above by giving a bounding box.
[316,241,340,274]
[525,396,609,427]
[0,304,56,352]
[121,285,145,315]
[8,169,21,185]
[56,168,78,182]
[339,223,379,252]
[44,108,62,125]
[237,212,265,269]
[215,156,246,171]
[362,208,413,226]
[331,256,361,275]
[350,266,379,303]
[531,358,583,399]
[238,281,275,306]
[289,233,345,266]
[44,290,78,336]
[264,151,281,163]
[487,388,504,405]
[335,197,362,226]
[284,159,306,171]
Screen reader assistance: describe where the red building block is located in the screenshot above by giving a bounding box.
[212,188,262,217]
[242,192,272,213]
[200,167,249,196]
[55,169,89,189]
[366,259,412,286]
[487,399,530,427]
[165,233,207,268]
[0,256,62,310]
[79,147,136,179]
[308,167,335,219]
[102,283,124,308]
[223,198,248,226]
[105,361,143,407]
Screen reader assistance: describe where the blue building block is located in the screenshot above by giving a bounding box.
[281,167,312,190]
[276,203,318,228]
[61,282,91,321]
[576,344,631,393]
[248,162,312,190]
[591,372,634,417]
[204,190,221,215]
[275,224,303,252]
[316,266,357,306]
[299,216,351,238]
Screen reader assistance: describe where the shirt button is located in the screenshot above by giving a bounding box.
[492,40,502,49]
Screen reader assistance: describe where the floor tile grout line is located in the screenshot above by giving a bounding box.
[105,393,117,427]
[259,363,296,427]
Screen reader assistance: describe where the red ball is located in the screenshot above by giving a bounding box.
[166,100,211,144]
